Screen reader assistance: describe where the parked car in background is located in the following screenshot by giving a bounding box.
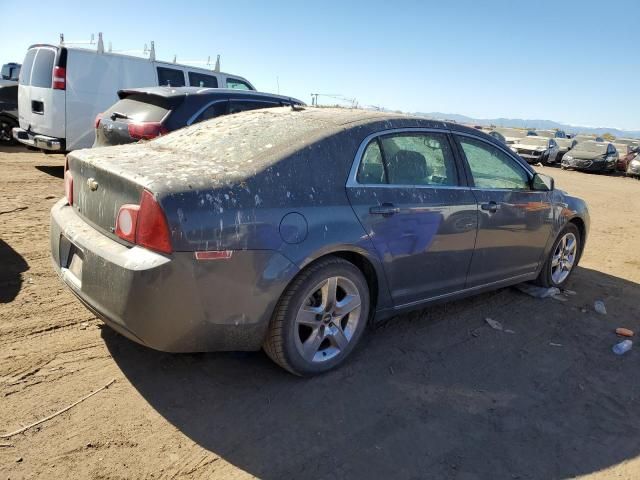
[512,135,560,164]
[554,138,578,163]
[0,82,18,144]
[13,39,255,152]
[0,62,20,82]
[616,147,639,172]
[94,87,304,147]
[561,141,618,172]
[533,129,567,139]
[575,134,604,143]
[494,127,527,145]
[51,108,589,375]
[626,155,640,177]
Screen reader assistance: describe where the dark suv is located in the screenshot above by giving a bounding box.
[94,87,305,147]
[0,82,18,145]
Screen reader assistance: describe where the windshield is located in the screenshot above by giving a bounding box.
[518,136,549,147]
[573,142,608,154]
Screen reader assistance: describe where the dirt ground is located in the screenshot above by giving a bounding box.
[1,145,639,480]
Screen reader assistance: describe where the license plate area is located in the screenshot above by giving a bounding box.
[59,235,83,288]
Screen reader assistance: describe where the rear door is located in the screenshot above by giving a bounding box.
[454,134,553,287]
[17,46,66,138]
[346,130,478,306]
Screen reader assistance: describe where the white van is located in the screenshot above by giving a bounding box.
[13,42,255,152]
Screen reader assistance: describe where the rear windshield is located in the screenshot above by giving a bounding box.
[31,49,56,88]
[19,50,37,86]
[105,94,171,122]
[188,72,218,88]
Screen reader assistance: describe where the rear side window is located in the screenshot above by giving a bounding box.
[104,95,170,122]
[229,100,278,114]
[188,72,218,88]
[194,101,228,123]
[226,78,253,90]
[31,49,56,88]
[157,67,185,87]
[0,85,18,102]
[19,50,37,86]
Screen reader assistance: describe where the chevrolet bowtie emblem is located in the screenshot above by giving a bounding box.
[87,178,99,191]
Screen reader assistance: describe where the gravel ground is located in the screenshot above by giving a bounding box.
[1,145,639,479]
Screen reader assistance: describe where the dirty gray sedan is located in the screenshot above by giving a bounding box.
[51,107,590,375]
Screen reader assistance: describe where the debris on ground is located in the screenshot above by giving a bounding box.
[612,340,633,355]
[0,379,116,439]
[551,295,568,302]
[515,283,560,299]
[549,343,563,347]
[562,289,577,296]
[485,318,515,333]
[594,300,607,315]
[616,328,634,337]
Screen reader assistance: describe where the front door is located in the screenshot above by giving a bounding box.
[454,134,554,287]
[346,130,478,306]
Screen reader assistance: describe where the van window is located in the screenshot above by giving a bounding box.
[157,67,185,87]
[19,50,37,86]
[31,49,56,88]
[188,72,218,88]
[226,78,253,90]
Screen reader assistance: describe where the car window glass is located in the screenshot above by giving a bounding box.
[157,67,185,87]
[459,136,530,190]
[226,78,253,90]
[195,101,228,123]
[379,133,457,186]
[31,49,55,88]
[228,100,278,114]
[188,72,218,88]
[356,140,386,184]
[19,50,37,86]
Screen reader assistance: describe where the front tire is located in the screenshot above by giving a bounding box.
[535,223,581,288]
[263,257,370,376]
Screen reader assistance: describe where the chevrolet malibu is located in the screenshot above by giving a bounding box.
[51,108,590,375]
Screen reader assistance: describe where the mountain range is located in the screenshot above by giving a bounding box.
[415,112,640,139]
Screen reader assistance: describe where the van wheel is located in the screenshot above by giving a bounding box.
[535,223,581,288]
[0,116,17,145]
[263,257,370,376]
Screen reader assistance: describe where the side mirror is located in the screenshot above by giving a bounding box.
[532,173,554,191]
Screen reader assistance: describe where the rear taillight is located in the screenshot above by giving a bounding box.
[114,190,172,254]
[64,158,73,205]
[94,113,102,129]
[53,66,66,90]
[127,122,168,140]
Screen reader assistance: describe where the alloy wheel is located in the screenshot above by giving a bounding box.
[294,276,362,363]
[551,232,577,284]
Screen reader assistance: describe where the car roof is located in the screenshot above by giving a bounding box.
[117,86,304,104]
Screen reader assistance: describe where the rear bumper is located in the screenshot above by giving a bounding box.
[13,127,65,151]
[50,199,298,352]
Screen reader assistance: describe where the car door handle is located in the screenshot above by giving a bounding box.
[369,204,400,216]
[481,201,500,213]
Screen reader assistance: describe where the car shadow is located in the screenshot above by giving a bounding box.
[0,239,29,303]
[103,266,640,479]
[35,165,64,179]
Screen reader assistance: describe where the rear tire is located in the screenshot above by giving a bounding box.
[263,257,370,376]
[0,116,18,145]
[534,223,581,288]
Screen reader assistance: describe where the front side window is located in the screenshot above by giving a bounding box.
[19,50,37,86]
[157,67,185,87]
[458,136,530,190]
[188,72,218,88]
[31,49,55,88]
[226,78,253,90]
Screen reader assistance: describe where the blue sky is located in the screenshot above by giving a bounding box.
[2,0,639,129]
